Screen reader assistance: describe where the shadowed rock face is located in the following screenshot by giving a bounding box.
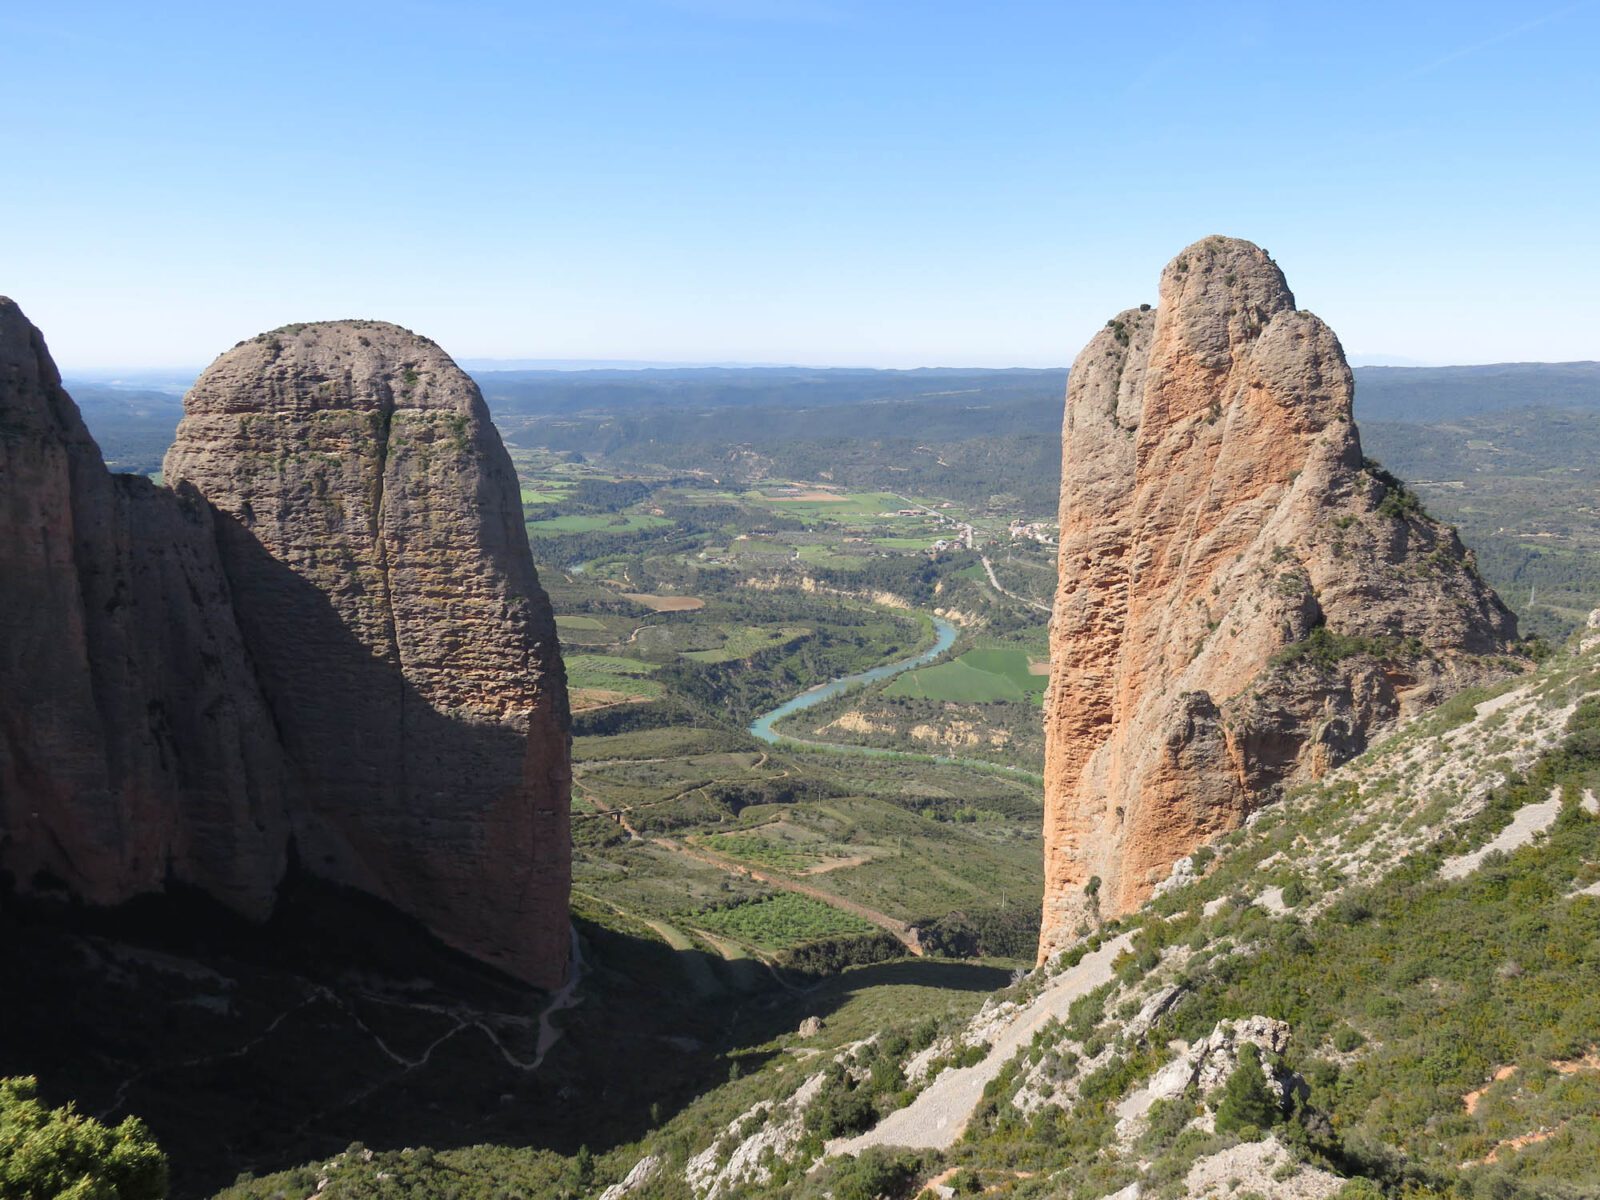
[0,298,289,915]
[0,303,570,989]
[165,321,570,987]
[1039,238,1521,960]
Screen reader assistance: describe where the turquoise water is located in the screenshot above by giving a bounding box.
[746,615,1044,783]
[748,615,957,744]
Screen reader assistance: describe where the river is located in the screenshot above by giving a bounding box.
[747,615,1042,783]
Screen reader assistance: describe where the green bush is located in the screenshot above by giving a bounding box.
[1213,1045,1281,1137]
[1333,1026,1366,1053]
[1272,626,1408,670]
[0,1077,166,1200]
[822,1148,923,1200]
[806,1082,876,1139]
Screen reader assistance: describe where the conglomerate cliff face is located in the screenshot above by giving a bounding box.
[165,321,571,986]
[0,298,290,916]
[1039,237,1520,960]
[0,302,571,988]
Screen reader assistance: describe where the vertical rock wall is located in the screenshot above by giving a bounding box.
[165,322,570,987]
[1039,238,1521,959]
[0,302,571,989]
[1,298,287,915]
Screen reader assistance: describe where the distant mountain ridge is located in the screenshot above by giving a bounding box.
[64,361,1600,477]
[1353,360,1600,423]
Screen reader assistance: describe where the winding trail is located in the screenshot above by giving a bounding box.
[534,925,585,1066]
[980,555,1052,614]
[97,929,586,1129]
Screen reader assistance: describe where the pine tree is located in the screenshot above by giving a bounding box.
[1213,1044,1281,1136]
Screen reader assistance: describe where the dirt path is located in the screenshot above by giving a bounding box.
[800,853,874,876]
[658,837,922,954]
[826,933,1132,1154]
[980,555,1051,613]
[533,925,585,1067]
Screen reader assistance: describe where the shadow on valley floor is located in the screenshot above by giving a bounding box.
[0,882,1012,1199]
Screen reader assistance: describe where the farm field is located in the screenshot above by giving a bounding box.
[755,489,904,517]
[693,893,874,950]
[508,451,1054,972]
[701,831,838,872]
[886,646,1047,705]
[681,624,810,663]
[620,592,705,612]
[527,513,671,535]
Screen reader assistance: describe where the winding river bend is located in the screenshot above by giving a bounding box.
[747,616,1043,783]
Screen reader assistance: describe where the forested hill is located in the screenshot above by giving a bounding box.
[1354,360,1600,423]
[67,360,1600,479]
[474,365,1068,416]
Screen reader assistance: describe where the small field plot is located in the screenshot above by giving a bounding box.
[555,614,626,645]
[757,491,905,521]
[725,536,797,558]
[621,592,705,612]
[701,832,829,872]
[885,647,1046,705]
[565,653,663,703]
[700,820,866,875]
[527,513,672,536]
[519,482,574,505]
[681,625,810,663]
[692,893,873,950]
[794,544,874,568]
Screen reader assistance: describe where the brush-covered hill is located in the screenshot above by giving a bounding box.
[215,610,1600,1199]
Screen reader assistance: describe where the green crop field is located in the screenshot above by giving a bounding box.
[701,833,829,872]
[959,647,1044,690]
[692,892,874,949]
[519,482,573,504]
[526,513,672,535]
[555,614,620,644]
[794,543,874,567]
[756,490,907,520]
[565,653,663,697]
[885,646,1045,704]
[681,625,810,663]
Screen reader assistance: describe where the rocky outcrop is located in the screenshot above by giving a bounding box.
[166,320,571,986]
[1,298,290,916]
[0,302,570,988]
[1039,237,1521,960]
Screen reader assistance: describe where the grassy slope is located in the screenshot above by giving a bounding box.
[931,638,1600,1200]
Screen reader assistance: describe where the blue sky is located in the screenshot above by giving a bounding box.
[2,1,1596,369]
